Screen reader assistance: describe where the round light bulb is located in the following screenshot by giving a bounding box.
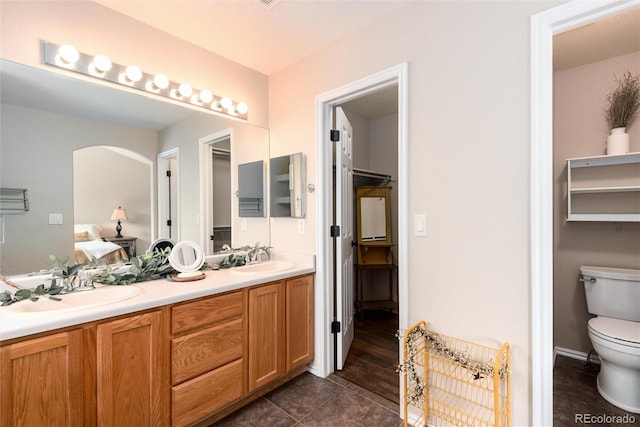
[93,55,112,72]
[236,102,249,115]
[153,74,169,90]
[199,90,213,104]
[178,83,193,98]
[220,97,233,110]
[59,44,79,64]
[125,65,142,82]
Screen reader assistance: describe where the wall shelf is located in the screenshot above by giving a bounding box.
[567,152,640,222]
[0,188,29,214]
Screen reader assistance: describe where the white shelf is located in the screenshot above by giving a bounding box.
[567,153,640,222]
[570,185,640,194]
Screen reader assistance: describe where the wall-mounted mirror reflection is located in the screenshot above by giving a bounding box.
[238,160,265,218]
[0,59,270,275]
[270,152,305,218]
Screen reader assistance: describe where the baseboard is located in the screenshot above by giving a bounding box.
[554,346,600,365]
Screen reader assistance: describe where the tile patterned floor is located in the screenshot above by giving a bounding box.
[554,355,639,426]
[213,372,403,427]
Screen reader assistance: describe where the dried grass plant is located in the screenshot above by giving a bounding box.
[604,71,640,130]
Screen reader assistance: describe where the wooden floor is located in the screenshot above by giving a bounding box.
[334,310,400,404]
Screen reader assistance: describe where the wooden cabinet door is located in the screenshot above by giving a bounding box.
[286,275,314,371]
[0,330,84,427]
[248,282,284,392]
[96,310,163,427]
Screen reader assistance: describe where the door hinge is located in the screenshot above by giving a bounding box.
[166,220,172,226]
[331,320,341,334]
[166,170,172,177]
[330,225,340,237]
[330,129,340,142]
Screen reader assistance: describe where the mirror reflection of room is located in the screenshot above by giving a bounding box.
[210,138,231,253]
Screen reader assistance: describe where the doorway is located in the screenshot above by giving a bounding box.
[332,90,400,404]
[530,1,637,425]
[315,63,409,405]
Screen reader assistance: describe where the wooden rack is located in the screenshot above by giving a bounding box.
[401,321,511,427]
[0,188,29,214]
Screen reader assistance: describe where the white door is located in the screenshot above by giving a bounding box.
[335,107,354,369]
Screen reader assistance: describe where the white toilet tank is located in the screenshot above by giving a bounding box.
[581,266,640,322]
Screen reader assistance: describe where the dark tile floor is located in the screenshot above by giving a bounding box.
[554,355,639,426]
[213,372,403,427]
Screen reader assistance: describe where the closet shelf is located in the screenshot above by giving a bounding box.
[570,185,640,194]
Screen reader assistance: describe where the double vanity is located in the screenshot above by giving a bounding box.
[0,251,315,427]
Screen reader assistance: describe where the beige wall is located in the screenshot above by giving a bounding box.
[0,104,157,274]
[553,51,640,354]
[269,2,560,424]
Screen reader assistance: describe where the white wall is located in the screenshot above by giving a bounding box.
[553,51,640,354]
[269,2,561,424]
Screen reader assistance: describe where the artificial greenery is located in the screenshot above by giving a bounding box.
[209,242,271,270]
[91,247,176,285]
[0,249,177,305]
[604,71,640,130]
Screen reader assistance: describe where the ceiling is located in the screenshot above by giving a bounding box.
[553,7,639,70]
[94,0,413,76]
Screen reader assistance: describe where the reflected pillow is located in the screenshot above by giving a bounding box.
[74,224,104,240]
[74,231,91,242]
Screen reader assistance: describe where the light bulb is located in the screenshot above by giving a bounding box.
[59,44,79,64]
[153,74,169,90]
[93,55,112,72]
[125,65,142,82]
[220,97,233,110]
[199,90,213,104]
[236,102,249,115]
[178,83,193,98]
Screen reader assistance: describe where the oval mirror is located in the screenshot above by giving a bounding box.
[168,241,204,278]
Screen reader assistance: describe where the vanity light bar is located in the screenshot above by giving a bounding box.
[42,41,249,120]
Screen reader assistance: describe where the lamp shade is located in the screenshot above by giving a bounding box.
[110,206,128,221]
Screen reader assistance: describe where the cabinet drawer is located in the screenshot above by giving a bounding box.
[171,318,243,385]
[171,359,243,427]
[172,290,243,334]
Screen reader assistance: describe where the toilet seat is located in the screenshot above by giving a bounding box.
[588,317,640,348]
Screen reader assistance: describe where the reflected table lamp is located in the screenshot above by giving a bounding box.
[110,206,128,238]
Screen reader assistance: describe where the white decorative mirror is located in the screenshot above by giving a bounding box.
[169,241,205,278]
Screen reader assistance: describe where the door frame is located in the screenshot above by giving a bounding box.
[530,1,638,425]
[199,128,233,255]
[158,148,179,241]
[313,63,409,380]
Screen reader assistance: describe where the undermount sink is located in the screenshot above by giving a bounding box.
[230,261,295,274]
[4,285,143,313]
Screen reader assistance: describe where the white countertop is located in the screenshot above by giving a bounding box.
[0,251,315,341]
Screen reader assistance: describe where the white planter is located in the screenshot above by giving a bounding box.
[606,127,630,155]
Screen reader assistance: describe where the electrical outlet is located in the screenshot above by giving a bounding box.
[297,219,305,234]
[241,218,247,231]
[49,213,63,225]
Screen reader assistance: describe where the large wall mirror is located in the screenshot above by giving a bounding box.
[0,59,269,275]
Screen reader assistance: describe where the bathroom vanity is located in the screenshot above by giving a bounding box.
[0,255,314,427]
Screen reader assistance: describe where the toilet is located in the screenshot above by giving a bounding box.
[581,266,640,414]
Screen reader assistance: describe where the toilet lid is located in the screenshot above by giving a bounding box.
[589,317,640,344]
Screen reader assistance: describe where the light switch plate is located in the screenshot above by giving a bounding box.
[49,213,63,225]
[414,214,426,237]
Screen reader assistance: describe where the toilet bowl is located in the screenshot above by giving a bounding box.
[581,266,640,414]
[587,317,640,413]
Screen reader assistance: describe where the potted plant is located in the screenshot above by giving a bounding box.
[603,71,640,155]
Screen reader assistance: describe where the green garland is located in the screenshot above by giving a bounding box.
[396,326,508,406]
